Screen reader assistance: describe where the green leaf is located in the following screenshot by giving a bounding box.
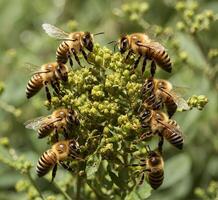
[108,169,124,189]
[125,183,152,200]
[85,153,101,180]
[162,153,191,188]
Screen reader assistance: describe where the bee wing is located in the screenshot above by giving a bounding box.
[42,23,70,40]
[137,41,165,51]
[158,120,182,135]
[24,63,50,75]
[170,89,190,111]
[24,116,51,131]
[24,115,61,131]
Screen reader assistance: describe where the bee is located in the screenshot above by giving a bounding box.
[24,108,80,140]
[36,139,81,181]
[131,145,164,190]
[26,62,68,102]
[42,23,103,68]
[118,33,172,77]
[141,77,190,118]
[139,108,184,150]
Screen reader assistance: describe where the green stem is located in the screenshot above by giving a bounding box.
[76,174,82,200]
[27,172,45,200]
[53,181,73,200]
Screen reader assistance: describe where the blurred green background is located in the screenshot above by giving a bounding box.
[0,0,218,199]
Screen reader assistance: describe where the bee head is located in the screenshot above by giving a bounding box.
[69,139,80,156]
[146,149,161,166]
[56,64,68,82]
[142,78,154,94]
[119,35,129,54]
[82,32,94,52]
[140,108,151,121]
[67,109,80,126]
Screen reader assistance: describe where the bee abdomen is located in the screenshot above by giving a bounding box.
[165,98,177,118]
[164,130,184,149]
[38,124,54,138]
[147,170,164,189]
[56,42,69,64]
[26,74,43,99]
[154,50,172,73]
[36,150,57,177]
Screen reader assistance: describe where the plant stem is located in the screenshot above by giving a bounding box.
[53,181,73,200]
[27,172,45,200]
[76,174,82,200]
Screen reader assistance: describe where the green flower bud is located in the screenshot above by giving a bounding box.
[176,2,185,11]
[176,21,186,31]
[0,137,9,148]
[15,180,29,192]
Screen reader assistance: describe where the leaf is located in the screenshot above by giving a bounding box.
[161,153,191,188]
[85,153,101,180]
[125,183,152,200]
[108,169,124,189]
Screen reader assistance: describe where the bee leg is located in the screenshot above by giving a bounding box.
[142,56,147,74]
[60,161,74,173]
[63,128,69,139]
[51,80,60,96]
[71,48,82,67]
[139,172,145,185]
[81,49,92,65]
[44,81,51,103]
[68,53,73,68]
[125,50,133,61]
[158,134,164,153]
[140,131,153,141]
[150,60,156,77]
[54,128,59,142]
[51,164,58,182]
[131,55,142,73]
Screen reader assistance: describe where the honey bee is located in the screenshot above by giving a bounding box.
[36,139,81,181]
[139,108,184,150]
[26,62,68,102]
[118,33,172,77]
[141,77,190,118]
[25,108,80,140]
[42,23,103,67]
[131,145,164,190]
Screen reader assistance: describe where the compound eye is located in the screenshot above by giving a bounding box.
[122,39,128,49]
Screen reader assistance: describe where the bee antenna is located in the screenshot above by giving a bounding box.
[94,32,104,36]
[107,41,118,53]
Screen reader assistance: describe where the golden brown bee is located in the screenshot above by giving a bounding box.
[141,78,190,118]
[25,108,80,140]
[42,23,103,68]
[131,145,164,190]
[36,139,80,181]
[140,108,184,149]
[118,33,172,77]
[26,62,68,102]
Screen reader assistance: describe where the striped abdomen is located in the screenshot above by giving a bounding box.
[56,41,70,65]
[144,94,163,110]
[151,50,172,73]
[26,74,43,99]
[165,95,177,118]
[38,123,54,138]
[162,121,183,149]
[36,150,57,177]
[147,168,164,189]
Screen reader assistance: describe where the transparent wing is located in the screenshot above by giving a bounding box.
[24,116,51,131]
[170,89,190,111]
[42,23,70,40]
[24,115,62,131]
[24,62,51,75]
[137,41,165,51]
